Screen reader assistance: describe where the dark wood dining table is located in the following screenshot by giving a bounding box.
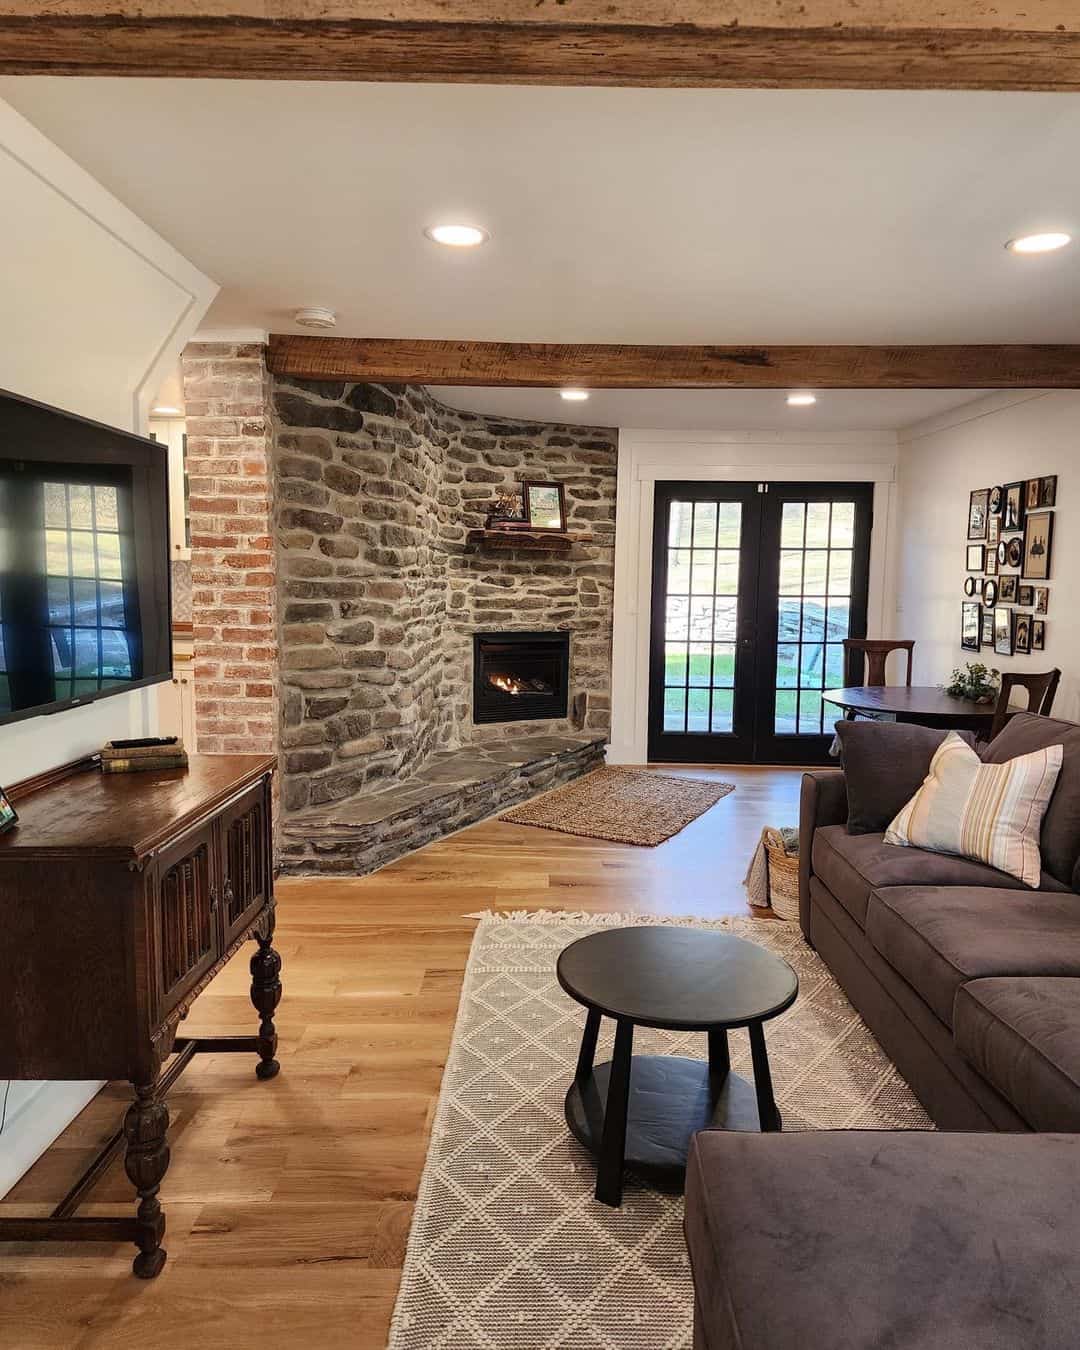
[822,686,997,733]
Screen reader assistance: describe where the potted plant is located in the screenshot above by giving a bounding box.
[942,662,1000,704]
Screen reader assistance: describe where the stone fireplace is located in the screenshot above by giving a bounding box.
[473,630,571,725]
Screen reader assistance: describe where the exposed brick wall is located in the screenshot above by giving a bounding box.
[181,342,278,757]
[273,380,616,815]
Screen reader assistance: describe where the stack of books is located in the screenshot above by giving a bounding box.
[100,737,189,775]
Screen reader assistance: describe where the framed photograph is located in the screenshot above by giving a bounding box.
[967,488,989,540]
[985,547,998,577]
[1003,482,1025,532]
[1006,536,1023,568]
[1022,508,1054,581]
[961,601,982,651]
[988,485,1004,516]
[524,480,567,531]
[487,485,527,527]
[966,544,985,571]
[1025,478,1041,512]
[1015,612,1032,655]
[981,610,995,647]
[1018,585,1034,608]
[987,515,1001,545]
[0,786,17,836]
[1039,475,1057,508]
[963,576,978,596]
[983,578,998,608]
[1032,619,1046,651]
[999,574,1018,603]
[994,606,1014,657]
[1035,587,1049,615]
[996,540,1008,566]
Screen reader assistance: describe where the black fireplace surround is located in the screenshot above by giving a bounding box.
[473,631,571,724]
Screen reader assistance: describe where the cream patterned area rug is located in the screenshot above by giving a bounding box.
[388,912,932,1350]
[499,768,735,846]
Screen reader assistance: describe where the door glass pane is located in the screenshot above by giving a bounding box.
[711,688,734,734]
[773,497,860,737]
[659,496,742,738]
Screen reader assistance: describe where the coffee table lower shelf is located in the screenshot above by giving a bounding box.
[565,1055,777,1195]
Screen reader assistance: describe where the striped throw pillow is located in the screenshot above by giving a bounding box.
[884,731,1062,888]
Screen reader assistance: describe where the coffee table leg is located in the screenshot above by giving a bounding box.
[575,1009,602,1081]
[749,1022,782,1132]
[707,1029,730,1104]
[595,1018,633,1207]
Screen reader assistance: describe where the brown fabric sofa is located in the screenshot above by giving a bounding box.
[798,711,1080,1131]
[685,712,1080,1349]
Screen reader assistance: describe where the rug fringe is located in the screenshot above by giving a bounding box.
[465,908,740,928]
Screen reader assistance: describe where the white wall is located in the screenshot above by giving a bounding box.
[896,391,1079,722]
[609,429,900,764]
[0,96,217,1197]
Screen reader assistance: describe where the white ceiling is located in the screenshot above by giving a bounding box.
[430,386,992,432]
[3,81,1080,345]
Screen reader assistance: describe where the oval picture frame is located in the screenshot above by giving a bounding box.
[964,576,978,596]
[988,485,1004,515]
[983,578,998,607]
[997,540,1008,566]
[1007,536,1023,568]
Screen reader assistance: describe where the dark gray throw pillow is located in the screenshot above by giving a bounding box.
[834,719,976,835]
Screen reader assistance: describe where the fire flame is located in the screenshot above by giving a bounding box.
[489,674,529,695]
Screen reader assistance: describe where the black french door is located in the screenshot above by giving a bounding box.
[647,481,874,765]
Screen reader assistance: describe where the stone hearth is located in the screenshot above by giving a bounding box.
[279,734,605,875]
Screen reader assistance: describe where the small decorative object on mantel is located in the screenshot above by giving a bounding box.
[100,736,188,774]
[0,785,17,835]
[524,480,567,531]
[943,662,999,704]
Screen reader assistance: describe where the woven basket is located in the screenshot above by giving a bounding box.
[764,827,800,922]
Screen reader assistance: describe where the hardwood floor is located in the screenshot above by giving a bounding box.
[0,764,803,1349]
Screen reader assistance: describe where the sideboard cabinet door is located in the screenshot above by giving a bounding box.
[150,821,221,1023]
[219,779,272,948]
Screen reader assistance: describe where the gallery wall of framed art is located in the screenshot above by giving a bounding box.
[964,475,1057,658]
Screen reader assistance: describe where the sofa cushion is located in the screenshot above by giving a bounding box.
[954,977,1080,1131]
[885,731,1062,888]
[810,825,1066,930]
[685,1129,1080,1350]
[834,720,974,835]
[865,885,1080,1027]
[984,712,1080,889]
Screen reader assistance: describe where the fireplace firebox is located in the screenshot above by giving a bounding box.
[473,631,571,724]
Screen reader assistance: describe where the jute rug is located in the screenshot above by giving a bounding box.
[500,768,735,846]
[388,912,932,1350]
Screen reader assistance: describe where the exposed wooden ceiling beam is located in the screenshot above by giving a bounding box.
[1,2,1079,89]
[266,335,1080,389]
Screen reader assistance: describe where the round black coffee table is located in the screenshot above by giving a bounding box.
[557,926,798,1207]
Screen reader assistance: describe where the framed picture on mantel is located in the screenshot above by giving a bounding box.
[524,481,567,531]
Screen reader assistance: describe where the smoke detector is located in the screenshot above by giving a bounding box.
[294,306,337,329]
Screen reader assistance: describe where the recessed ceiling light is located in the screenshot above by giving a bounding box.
[560,389,589,402]
[786,392,817,407]
[1005,232,1072,255]
[294,306,337,329]
[425,223,490,248]
[151,405,182,416]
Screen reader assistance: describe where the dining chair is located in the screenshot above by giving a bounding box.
[843,638,915,688]
[988,669,1062,741]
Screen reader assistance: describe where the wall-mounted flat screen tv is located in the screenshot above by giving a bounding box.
[0,389,171,726]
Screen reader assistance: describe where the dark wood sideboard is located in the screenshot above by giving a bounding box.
[0,754,280,1278]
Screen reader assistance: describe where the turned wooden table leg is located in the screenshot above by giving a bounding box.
[123,1080,170,1279]
[250,911,282,1081]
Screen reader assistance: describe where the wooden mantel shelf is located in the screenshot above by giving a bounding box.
[466,528,593,551]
